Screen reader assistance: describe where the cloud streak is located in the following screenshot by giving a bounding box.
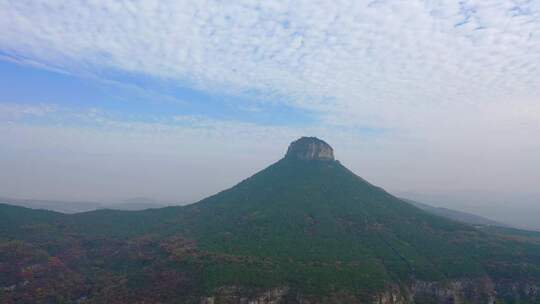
[0,103,57,120]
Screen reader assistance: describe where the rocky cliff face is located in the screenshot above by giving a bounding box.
[285,137,334,161]
[198,278,540,304]
[406,278,496,304]
[200,287,289,304]
[495,281,540,303]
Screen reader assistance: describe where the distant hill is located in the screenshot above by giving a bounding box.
[396,190,540,231]
[402,198,507,227]
[0,196,167,213]
[1,196,507,228]
[0,197,103,213]
[1,137,539,303]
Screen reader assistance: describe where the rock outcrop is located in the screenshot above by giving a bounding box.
[199,278,502,304]
[285,137,334,161]
[200,287,289,304]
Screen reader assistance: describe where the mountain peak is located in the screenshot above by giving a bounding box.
[285,137,334,161]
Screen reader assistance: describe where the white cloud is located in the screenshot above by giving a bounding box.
[0,103,57,120]
[0,1,538,121]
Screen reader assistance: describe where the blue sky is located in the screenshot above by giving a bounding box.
[0,55,316,127]
[1,1,539,225]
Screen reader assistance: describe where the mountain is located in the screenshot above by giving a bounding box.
[0,197,103,213]
[0,197,167,213]
[117,197,167,210]
[397,190,540,231]
[1,137,540,303]
[403,198,507,227]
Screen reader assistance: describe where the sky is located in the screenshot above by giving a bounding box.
[0,1,539,227]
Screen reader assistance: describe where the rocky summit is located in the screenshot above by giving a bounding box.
[285,136,334,161]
